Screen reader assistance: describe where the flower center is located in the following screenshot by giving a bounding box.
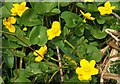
[84,66,91,72]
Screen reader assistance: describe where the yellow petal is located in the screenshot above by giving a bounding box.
[80,59,89,68]
[35,56,43,62]
[13,3,19,7]
[33,50,39,56]
[87,17,95,20]
[89,60,96,68]
[3,18,7,26]
[11,8,18,16]
[20,2,26,7]
[78,74,84,81]
[76,67,84,74]
[8,17,16,24]
[90,68,98,75]
[52,21,60,29]
[98,7,106,15]
[82,73,91,80]
[80,10,85,16]
[7,25,16,33]
[39,45,47,56]
[47,29,54,40]
[111,6,115,9]
[84,13,91,17]
[104,1,111,8]
[107,9,112,14]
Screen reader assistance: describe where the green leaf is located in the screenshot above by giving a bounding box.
[87,3,98,12]
[29,26,48,46]
[2,49,14,68]
[76,3,86,10]
[61,11,79,28]
[33,2,57,14]
[0,77,4,84]
[97,16,106,24]
[91,27,107,39]
[17,8,42,26]
[85,45,102,62]
[60,2,72,7]
[17,36,31,47]
[43,8,61,16]
[75,26,84,37]
[2,39,21,48]
[38,62,48,72]
[15,76,31,83]
[2,2,13,17]
[26,63,43,75]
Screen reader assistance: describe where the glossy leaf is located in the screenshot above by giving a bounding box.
[29,26,47,46]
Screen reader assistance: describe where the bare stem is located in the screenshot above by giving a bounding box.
[56,46,64,83]
[112,12,120,20]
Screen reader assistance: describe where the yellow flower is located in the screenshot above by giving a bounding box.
[80,10,95,20]
[84,0,93,2]
[98,1,115,15]
[47,21,61,40]
[3,17,16,33]
[23,27,27,31]
[11,2,29,17]
[76,59,98,81]
[33,45,47,62]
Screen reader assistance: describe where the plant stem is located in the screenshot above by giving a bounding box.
[56,46,64,83]
[64,40,75,49]
[112,12,120,20]
[48,69,59,83]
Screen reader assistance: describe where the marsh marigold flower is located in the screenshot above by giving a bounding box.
[80,10,95,21]
[33,45,47,62]
[3,17,16,33]
[98,1,115,15]
[11,2,29,17]
[47,21,61,40]
[76,59,98,81]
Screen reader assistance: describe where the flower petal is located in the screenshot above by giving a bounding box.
[84,13,91,17]
[80,59,89,68]
[90,68,98,75]
[33,50,39,56]
[80,10,85,16]
[105,1,111,8]
[35,56,43,62]
[8,17,16,24]
[111,6,115,9]
[7,25,16,33]
[89,60,96,68]
[52,21,60,29]
[82,73,91,80]
[76,67,84,74]
[78,74,84,81]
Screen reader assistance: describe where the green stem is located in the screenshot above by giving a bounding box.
[64,40,75,49]
[48,69,59,83]
[50,57,58,62]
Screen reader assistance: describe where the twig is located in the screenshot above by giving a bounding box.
[112,12,120,20]
[56,46,64,83]
[105,29,120,42]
